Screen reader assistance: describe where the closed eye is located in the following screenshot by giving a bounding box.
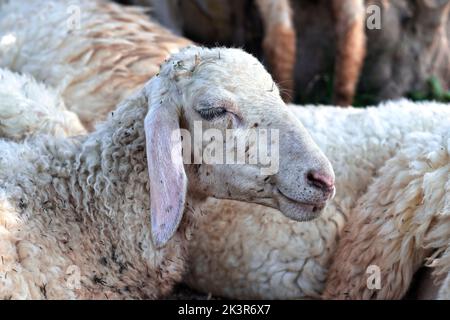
[197,107,227,121]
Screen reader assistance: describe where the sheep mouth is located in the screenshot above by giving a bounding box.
[275,188,327,222]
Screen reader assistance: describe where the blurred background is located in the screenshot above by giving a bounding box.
[118,0,450,107]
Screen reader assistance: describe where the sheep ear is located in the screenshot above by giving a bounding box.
[144,101,187,248]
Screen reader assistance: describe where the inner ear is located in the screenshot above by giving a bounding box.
[145,100,188,248]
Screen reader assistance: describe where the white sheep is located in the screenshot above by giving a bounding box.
[0,68,86,140]
[0,0,191,130]
[0,46,335,299]
[185,100,450,299]
[3,30,448,298]
[4,0,446,300]
[323,127,450,300]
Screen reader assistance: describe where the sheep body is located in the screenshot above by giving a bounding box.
[0,51,198,299]
[323,127,450,299]
[0,68,86,140]
[0,0,191,129]
[186,100,450,299]
[0,91,195,299]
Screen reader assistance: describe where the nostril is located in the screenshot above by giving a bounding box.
[307,170,335,193]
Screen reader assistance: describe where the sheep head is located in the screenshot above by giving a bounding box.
[144,46,335,247]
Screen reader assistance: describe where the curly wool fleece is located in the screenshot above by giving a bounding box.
[0,92,196,299]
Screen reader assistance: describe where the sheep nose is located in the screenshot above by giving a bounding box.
[307,170,335,195]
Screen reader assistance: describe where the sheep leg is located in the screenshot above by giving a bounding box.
[255,0,296,102]
[332,0,366,106]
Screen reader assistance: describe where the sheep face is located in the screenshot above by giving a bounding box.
[144,47,335,247]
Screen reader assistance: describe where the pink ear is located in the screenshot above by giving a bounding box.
[145,102,187,248]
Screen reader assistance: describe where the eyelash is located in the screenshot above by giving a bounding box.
[197,107,227,121]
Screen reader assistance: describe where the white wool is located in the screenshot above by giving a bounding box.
[0,68,86,139]
[322,126,449,299]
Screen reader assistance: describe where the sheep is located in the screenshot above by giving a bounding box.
[3,61,448,300]
[322,127,450,300]
[184,100,450,299]
[0,46,336,299]
[0,0,192,130]
[2,0,443,300]
[127,0,297,102]
[282,0,367,106]
[0,68,86,140]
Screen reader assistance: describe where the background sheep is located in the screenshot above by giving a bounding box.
[0,47,335,299]
[322,127,450,299]
[0,0,191,130]
[0,68,86,140]
[185,100,450,299]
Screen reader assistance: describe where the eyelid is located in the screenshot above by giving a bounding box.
[218,100,243,121]
[197,101,215,111]
[197,108,226,121]
[197,99,243,121]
